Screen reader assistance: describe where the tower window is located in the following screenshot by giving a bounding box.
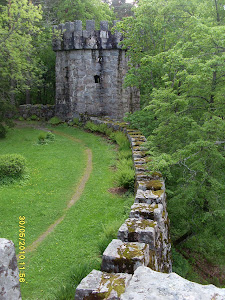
[94,75,101,83]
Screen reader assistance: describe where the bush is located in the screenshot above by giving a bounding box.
[30,115,39,121]
[84,121,99,132]
[0,124,7,138]
[115,163,135,190]
[118,149,133,160]
[38,132,47,144]
[48,116,62,125]
[18,116,24,121]
[113,131,130,150]
[46,132,55,141]
[0,154,26,178]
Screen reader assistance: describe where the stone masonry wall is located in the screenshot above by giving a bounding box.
[75,117,172,299]
[53,21,140,120]
[18,104,55,120]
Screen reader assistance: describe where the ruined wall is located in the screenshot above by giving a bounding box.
[53,21,140,120]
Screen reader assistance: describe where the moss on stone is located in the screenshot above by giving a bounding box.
[146,180,163,190]
[152,190,164,197]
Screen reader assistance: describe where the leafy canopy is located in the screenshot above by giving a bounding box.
[120,0,225,273]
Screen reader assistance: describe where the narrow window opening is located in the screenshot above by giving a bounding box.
[94,75,101,83]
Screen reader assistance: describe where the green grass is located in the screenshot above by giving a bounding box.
[1,125,134,299]
[0,127,86,247]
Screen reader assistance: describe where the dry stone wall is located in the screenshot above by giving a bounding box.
[75,117,172,299]
[53,21,140,120]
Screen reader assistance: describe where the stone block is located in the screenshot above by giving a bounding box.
[118,218,158,250]
[101,239,149,274]
[0,239,21,300]
[86,20,95,32]
[130,203,163,222]
[135,189,166,206]
[100,21,109,31]
[121,266,225,300]
[75,270,132,300]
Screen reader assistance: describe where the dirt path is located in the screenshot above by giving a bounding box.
[16,128,93,256]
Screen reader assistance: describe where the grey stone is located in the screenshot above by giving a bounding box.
[0,239,21,300]
[121,266,225,300]
[118,218,158,250]
[101,239,149,274]
[75,270,132,300]
[130,203,163,221]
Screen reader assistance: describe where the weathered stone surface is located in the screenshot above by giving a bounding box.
[101,239,149,274]
[19,104,55,120]
[53,20,140,120]
[130,203,163,222]
[75,270,132,300]
[121,266,225,300]
[118,218,158,250]
[0,239,21,300]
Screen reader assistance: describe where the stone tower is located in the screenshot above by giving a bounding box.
[53,20,140,120]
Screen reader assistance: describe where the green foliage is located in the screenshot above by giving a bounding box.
[54,262,100,300]
[0,0,44,103]
[115,162,135,190]
[30,115,39,121]
[52,0,114,25]
[69,117,79,126]
[124,110,157,137]
[46,132,55,141]
[111,131,130,151]
[118,149,132,160]
[38,131,55,144]
[48,116,62,125]
[0,124,6,138]
[37,132,47,144]
[84,121,99,132]
[0,154,26,178]
[171,248,190,278]
[118,0,225,281]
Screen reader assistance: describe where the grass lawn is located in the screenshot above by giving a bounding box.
[0,124,134,299]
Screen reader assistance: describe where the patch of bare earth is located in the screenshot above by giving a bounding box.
[108,187,128,195]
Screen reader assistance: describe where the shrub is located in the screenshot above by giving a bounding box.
[48,116,62,125]
[0,154,26,178]
[113,131,130,150]
[46,132,55,141]
[0,124,7,138]
[18,116,24,121]
[30,115,38,121]
[37,132,47,144]
[115,163,135,190]
[118,149,133,160]
[98,123,108,134]
[84,121,99,132]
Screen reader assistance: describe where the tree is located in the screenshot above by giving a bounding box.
[0,0,44,101]
[119,0,225,281]
[111,0,134,20]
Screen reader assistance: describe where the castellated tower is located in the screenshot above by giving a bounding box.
[53,20,140,120]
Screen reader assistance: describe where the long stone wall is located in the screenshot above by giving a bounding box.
[75,117,172,299]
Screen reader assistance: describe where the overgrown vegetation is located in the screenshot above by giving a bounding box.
[117,0,225,286]
[85,121,135,192]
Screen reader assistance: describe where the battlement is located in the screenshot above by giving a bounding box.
[53,20,123,51]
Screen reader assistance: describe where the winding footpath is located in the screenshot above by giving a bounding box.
[16,127,93,257]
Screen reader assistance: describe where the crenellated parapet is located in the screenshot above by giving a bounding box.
[53,20,123,51]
